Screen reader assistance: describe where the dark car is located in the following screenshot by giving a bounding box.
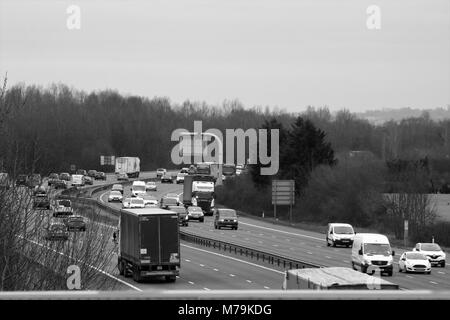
[186,206,204,222]
[83,176,94,185]
[53,179,68,189]
[27,174,42,189]
[60,172,71,181]
[214,208,238,230]
[87,170,98,178]
[161,173,173,183]
[95,171,106,180]
[167,205,189,226]
[33,193,51,210]
[16,174,28,186]
[44,222,69,241]
[76,169,87,176]
[66,215,87,232]
[48,173,59,186]
[33,185,47,196]
[160,196,178,209]
[112,184,124,195]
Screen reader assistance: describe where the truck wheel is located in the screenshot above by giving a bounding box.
[361,265,367,274]
[118,259,124,275]
[122,261,131,277]
[200,218,204,223]
[332,240,336,247]
[165,275,176,282]
[133,267,142,283]
[326,238,330,247]
[351,262,357,270]
[441,261,446,268]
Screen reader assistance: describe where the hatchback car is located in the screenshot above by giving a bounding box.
[60,173,71,181]
[214,208,238,230]
[167,205,189,226]
[66,215,87,232]
[83,176,94,185]
[141,194,158,207]
[95,171,107,180]
[161,173,173,183]
[413,243,446,267]
[108,190,123,202]
[160,196,179,209]
[111,184,124,195]
[145,181,157,191]
[187,206,204,222]
[116,173,129,181]
[88,170,97,178]
[398,251,431,274]
[44,222,69,241]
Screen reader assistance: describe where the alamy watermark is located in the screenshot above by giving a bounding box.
[171,121,279,175]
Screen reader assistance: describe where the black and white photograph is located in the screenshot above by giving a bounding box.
[0,0,449,311]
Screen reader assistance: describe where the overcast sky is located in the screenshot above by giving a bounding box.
[0,0,449,112]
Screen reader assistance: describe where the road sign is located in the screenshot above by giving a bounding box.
[272,180,295,205]
[70,164,76,172]
[100,156,115,166]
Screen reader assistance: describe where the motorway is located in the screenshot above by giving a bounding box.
[93,175,450,291]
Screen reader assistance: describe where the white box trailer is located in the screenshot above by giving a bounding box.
[115,157,140,178]
[282,267,399,290]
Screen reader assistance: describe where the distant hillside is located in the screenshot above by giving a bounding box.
[356,107,450,124]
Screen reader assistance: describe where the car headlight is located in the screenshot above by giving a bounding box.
[363,259,371,265]
[211,198,215,207]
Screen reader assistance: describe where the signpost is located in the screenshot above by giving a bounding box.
[272,180,295,223]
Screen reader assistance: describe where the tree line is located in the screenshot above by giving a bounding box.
[1,81,450,181]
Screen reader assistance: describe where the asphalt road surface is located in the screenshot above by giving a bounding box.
[95,179,450,290]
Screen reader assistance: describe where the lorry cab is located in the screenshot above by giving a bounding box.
[326,223,355,247]
[351,233,394,276]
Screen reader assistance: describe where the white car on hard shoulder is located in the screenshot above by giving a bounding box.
[398,251,431,274]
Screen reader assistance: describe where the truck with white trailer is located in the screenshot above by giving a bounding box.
[117,207,180,282]
[115,157,140,179]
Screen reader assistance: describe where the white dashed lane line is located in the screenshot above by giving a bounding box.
[326,256,331,259]
[246,280,252,283]
[438,271,445,275]
[213,269,219,272]
[343,260,350,263]
[229,274,235,277]
[307,251,313,255]
[188,281,195,285]
[199,264,205,267]
[264,286,270,289]
[204,288,210,291]
[185,259,190,262]
[430,281,438,285]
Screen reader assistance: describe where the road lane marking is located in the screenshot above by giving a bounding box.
[438,271,445,275]
[307,251,313,255]
[182,244,285,275]
[188,281,195,285]
[240,222,323,241]
[246,280,252,283]
[199,264,205,267]
[273,244,278,247]
[430,281,438,285]
[264,286,270,289]
[229,274,235,277]
[326,256,331,259]
[343,260,349,263]
[185,259,191,262]
[203,288,210,291]
[406,275,414,279]
[213,268,219,271]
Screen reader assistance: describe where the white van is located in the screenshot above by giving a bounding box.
[326,223,355,247]
[131,181,146,197]
[351,233,395,276]
[71,174,85,187]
